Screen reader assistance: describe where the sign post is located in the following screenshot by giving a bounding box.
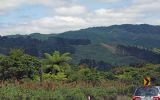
[144,77,151,87]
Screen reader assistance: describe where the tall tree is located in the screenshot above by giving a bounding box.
[44,51,72,81]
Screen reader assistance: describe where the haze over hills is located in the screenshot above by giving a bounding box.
[1,24,160,67]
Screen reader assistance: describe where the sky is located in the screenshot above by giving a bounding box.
[0,0,160,35]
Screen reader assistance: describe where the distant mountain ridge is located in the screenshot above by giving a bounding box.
[7,33,56,40]
[8,24,160,47]
[1,24,160,66]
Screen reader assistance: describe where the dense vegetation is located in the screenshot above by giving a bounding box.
[116,45,160,64]
[0,49,160,99]
[0,36,91,56]
[79,59,113,71]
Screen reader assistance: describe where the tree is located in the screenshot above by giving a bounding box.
[44,51,72,81]
[0,49,41,81]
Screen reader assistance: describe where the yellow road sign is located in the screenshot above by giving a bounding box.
[144,77,151,86]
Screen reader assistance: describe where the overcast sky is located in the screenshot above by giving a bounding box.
[0,0,160,35]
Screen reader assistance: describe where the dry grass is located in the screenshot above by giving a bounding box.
[0,80,129,91]
[117,95,132,100]
[0,80,133,100]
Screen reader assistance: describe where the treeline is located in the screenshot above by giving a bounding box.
[79,59,113,71]
[116,45,160,64]
[0,36,91,56]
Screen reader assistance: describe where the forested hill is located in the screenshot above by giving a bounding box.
[7,33,56,41]
[1,24,160,67]
[59,24,160,48]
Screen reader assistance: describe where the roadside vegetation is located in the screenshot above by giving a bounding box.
[0,49,159,99]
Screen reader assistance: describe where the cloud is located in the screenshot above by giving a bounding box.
[31,16,88,28]
[0,0,76,15]
[0,16,89,35]
[0,0,160,35]
[55,5,87,16]
[95,0,123,3]
[0,0,24,15]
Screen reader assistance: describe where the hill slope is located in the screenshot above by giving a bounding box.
[59,24,160,48]
[1,24,160,66]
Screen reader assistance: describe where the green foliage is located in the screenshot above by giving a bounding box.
[43,51,71,81]
[44,51,71,64]
[104,72,118,80]
[77,67,102,86]
[0,49,41,81]
[43,73,55,81]
[1,49,160,98]
[44,72,67,81]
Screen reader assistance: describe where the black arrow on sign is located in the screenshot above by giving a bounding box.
[145,78,149,86]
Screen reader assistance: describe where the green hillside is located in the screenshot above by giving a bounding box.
[3,24,160,66]
[7,24,160,47]
[58,24,160,65]
[71,43,145,66]
[59,24,160,47]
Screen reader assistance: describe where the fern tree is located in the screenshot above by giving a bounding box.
[44,51,72,81]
